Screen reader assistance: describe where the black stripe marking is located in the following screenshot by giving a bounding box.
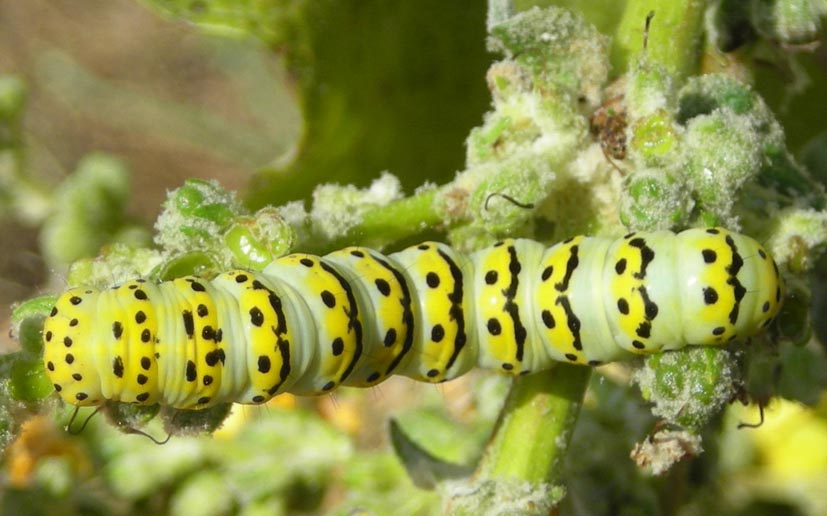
[267,337,292,396]
[723,235,747,325]
[728,277,747,325]
[257,287,290,395]
[268,292,285,330]
[629,238,656,279]
[436,248,466,373]
[725,236,744,275]
[555,244,579,292]
[318,260,362,384]
[503,245,527,361]
[371,253,415,376]
[556,296,582,351]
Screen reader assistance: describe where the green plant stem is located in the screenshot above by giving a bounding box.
[612,0,707,80]
[314,188,442,252]
[477,363,591,484]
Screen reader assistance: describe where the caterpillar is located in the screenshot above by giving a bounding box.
[43,228,783,409]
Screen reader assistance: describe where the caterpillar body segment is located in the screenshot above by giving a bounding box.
[42,228,783,409]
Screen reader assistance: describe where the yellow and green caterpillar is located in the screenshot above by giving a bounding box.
[43,228,783,409]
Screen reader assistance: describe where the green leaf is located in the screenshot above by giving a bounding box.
[388,419,474,490]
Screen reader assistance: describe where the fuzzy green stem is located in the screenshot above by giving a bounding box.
[314,188,441,252]
[612,0,707,80]
[477,363,591,484]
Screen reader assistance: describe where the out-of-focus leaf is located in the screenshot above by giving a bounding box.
[144,0,491,206]
[388,418,474,489]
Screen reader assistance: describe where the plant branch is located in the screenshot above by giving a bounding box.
[612,0,707,80]
[477,364,591,484]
